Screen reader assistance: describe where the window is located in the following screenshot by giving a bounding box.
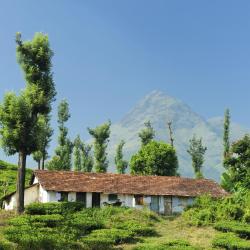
[76,192,86,204]
[59,192,68,202]
[108,194,118,201]
[135,195,144,205]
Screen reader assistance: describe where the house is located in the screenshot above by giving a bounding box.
[2,170,228,214]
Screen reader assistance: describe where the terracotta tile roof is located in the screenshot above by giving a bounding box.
[33,170,228,198]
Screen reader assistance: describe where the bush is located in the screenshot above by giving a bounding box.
[212,233,250,250]
[81,229,134,245]
[214,221,250,239]
[132,239,198,250]
[69,212,104,235]
[115,220,156,236]
[25,202,86,215]
[9,214,63,228]
[183,191,250,226]
[80,237,114,250]
[0,238,17,250]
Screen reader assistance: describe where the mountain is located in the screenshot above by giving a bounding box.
[107,91,249,181]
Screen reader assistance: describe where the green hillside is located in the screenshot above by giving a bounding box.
[0,160,33,199]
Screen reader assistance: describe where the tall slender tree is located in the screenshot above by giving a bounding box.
[73,135,82,172]
[187,135,207,179]
[0,33,56,213]
[47,100,73,171]
[81,143,93,172]
[223,108,230,168]
[115,140,128,174]
[88,121,111,173]
[139,121,155,146]
[32,115,53,170]
[167,121,174,147]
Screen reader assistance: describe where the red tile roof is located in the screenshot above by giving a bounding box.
[33,170,228,198]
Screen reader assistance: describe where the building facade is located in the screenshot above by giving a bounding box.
[2,170,228,214]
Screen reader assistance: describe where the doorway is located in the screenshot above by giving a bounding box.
[150,196,159,213]
[164,196,172,215]
[92,192,101,207]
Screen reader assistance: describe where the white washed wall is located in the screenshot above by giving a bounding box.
[86,192,92,208]
[172,197,194,213]
[4,185,39,210]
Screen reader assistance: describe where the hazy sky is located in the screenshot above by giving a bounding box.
[0,0,250,164]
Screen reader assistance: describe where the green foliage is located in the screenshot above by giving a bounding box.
[138,121,155,146]
[73,135,82,171]
[212,233,250,250]
[88,121,111,173]
[81,228,134,245]
[115,220,156,236]
[16,32,56,110]
[81,143,93,172]
[0,160,32,199]
[132,239,198,250]
[25,202,86,215]
[222,135,250,191]
[0,32,56,213]
[0,89,42,156]
[9,214,63,228]
[2,205,160,250]
[214,221,250,239]
[187,135,207,179]
[80,237,113,250]
[115,140,128,174]
[47,100,73,171]
[183,191,250,226]
[0,238,17,250]
[223,108,230,168]
[32,115,53,170]
[130,140,178,176]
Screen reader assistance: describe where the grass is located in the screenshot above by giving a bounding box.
[118,216,218,250]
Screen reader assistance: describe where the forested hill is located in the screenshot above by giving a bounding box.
[108,91,250,181]
[0,160,32,199]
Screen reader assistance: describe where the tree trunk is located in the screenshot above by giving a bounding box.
[42,154,45,170]
[16,151,26,214]
[38,160,41,170]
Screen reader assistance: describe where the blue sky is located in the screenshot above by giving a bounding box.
[0,0,250,164]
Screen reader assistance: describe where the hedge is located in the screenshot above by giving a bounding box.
[214,221,250,239]
[212,233,250,250]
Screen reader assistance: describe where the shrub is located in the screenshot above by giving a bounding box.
[0,238,17,250]
[115,220,156,236]
[183,191,250,226]
[214,221,250,239]
[212,233,250,250]
[80,237,114,250]
[81,229,134,245]
[9,214,63,228]
[132,239,198,250]
[25,202,86,215]
[69,213,104,235]
[4,225,61,250]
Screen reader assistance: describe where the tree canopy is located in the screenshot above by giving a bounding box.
[88,121,111,173]
[47,100,72,171]
[130,140,178,176]
[115,140,128,174]
[222,135,250,191]
[138,121,155,146]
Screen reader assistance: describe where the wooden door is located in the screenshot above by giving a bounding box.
[164,196,172,215]
[150,196,159,213]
